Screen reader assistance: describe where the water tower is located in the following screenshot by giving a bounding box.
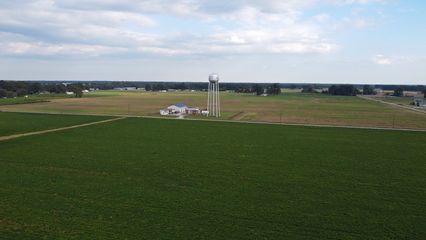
[207,73,220,117]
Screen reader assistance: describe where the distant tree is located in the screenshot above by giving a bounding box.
[0,89,7,98]
[302,85,315,93]
[422,88,426,98]
[393,88,404,97]
[328,85,358,96]
[152,83,166,91]
[67,84,84,98]
[75,89,83,98]
[28,82,42,94]
[47,84,67,94]
[174,82,187,90]
[145,84,152,91]
[16,89,28,97]
[254,84,264,96]
[362,85,375,95]
[267,83,281,95]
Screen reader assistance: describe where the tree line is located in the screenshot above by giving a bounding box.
[0,81,85,98]
[1,80,424,98]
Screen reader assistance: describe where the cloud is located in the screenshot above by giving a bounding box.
[0,0,388,58]
[372,55,393,65]
[372,55,413,65]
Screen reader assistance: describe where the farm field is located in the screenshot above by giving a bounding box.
[0,91,425,129]
[0,94,75,106]
[0,116,425,239]
[371,95,422,107]
[0,112,111,137]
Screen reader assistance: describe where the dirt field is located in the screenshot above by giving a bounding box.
[1,91,425,129]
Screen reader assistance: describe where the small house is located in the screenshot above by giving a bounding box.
[168,104,188,114]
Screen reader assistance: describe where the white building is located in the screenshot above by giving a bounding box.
[160,104,188,115]
[160,104,203,116]
[168,104,188,113]
[160,109,169,116]
[186,107,200,115]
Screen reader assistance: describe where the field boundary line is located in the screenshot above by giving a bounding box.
[357,95,426,114]
[0,116,126,141]
[142,116,426,132]
[1,110,425,132]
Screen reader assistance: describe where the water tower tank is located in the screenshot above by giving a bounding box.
[209,73,219,83]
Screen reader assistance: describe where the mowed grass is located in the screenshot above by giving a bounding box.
[1,91,425,129]
[0,112,111,136]
[1,117,425,239]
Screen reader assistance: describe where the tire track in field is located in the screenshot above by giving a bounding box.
[0,116,127,141]
[357,95,426,114]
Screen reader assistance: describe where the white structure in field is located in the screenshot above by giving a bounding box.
[207,73,220,117]
[160,104,200,116]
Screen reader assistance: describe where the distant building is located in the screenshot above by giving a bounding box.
[160,104,201,116]
[186,107,200,115]
[168,104,188,113]
[404,91,422,97]
[65,91,74,95]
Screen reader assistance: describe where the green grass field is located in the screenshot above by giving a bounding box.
[1,116,425,239]
[0,112,111,136]
[1,91,425,129]
[0,94,76,106]
[372,96,420,106]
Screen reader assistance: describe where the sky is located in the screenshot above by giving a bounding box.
[0,0,425,84]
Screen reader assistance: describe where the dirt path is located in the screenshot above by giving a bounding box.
[230,112,245,121]
[0,117,127,142]
[358,95,426,114]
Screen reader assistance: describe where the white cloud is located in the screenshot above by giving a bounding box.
[372,55,413,65]
[372,55,392,65]
[0,0,391,58]
[0,41,127,56]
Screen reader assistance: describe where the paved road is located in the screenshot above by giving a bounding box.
[0,116,127,141]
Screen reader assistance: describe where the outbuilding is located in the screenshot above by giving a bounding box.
[186,107,200,115]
